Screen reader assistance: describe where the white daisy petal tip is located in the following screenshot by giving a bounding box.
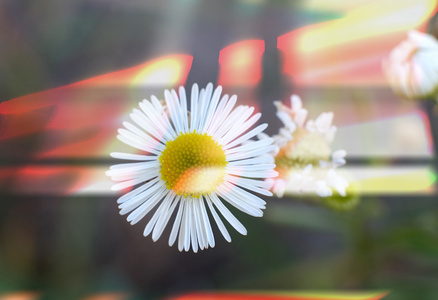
[111,184,124,191]
[290,94,303,111]
[322,178,359,211]
[108,83,276,252]
[338,189,347,197]
[315,181,332,197]
[333,149,347,158]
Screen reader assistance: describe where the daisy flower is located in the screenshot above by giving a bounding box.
[382,30,438,100]
[106,83,277,252]
[264,95,348,198]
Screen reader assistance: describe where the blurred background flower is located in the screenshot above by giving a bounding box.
[1,0,438,299]
[266,94,349,198]
[382,30,438,100]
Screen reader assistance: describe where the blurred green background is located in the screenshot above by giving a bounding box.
[1,0,438,299]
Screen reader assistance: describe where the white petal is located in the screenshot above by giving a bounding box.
[294,109,308,128]
[151,95,163,113]
[315,180,332,197]
[199,196,215,248]
[218,108,257,143]
[108,160,159,173]
[116,133,161,155]
[220,112,261,146]
[151,95,178,139]
[117,128,164,151]
[177,199,188,251]
[272,179,287,198]
[190,84,199,132]
[165,89,184,134]
[122,121,164,148]
[213,106,251,140]
[189,200,198,253]
[197,83,213,131]
[139,100,174,141]
[224,174,272,189]
[151,192,178,241]
[276,111,296,132]
[225,138,273,155]
[178,86,189,133]
[169,196,184,247]
[205,195,231,242]
[226,145,277,161]
[119,181,165,215]
[192,199,207,249]
[201,85,222,133]
[110,152,158,161]
[144,191,175,237]
[290,94,302,111]
[182,198,192,251]
[111,171,159,191]
[216,186,263,217]
[125,187,168,224]
[209,192,247,235]
[228,154,274,166]
[116,177,161,204]
[279,128,293,140]
[205,94,229,134]
[225,164,276,174]
[171,89,187,133]
[326,169,349,196]
[207,95,237,136]
[225,169,278,179]
[222,181,266,207]
[130,109,166,142]
[223,123,268,150]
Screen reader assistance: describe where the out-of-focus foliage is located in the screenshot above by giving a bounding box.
[1,0,438,299]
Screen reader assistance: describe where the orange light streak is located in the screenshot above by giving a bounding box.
[0,55,192,195]
[278,0,438,86]
[218,40,265,87]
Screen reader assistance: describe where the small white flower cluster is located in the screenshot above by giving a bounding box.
[263,95,349,198]
[272,95,336,149]
[383,30,438,100]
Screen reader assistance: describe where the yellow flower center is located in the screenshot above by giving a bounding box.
[159,131,228,198]
[275,129,331,169]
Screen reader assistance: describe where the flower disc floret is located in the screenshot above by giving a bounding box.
[159,131,227,198]
[275,129,331,169]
